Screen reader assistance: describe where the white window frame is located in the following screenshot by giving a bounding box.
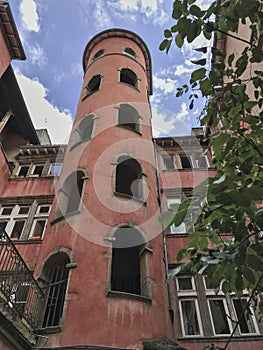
[0,205,30,240]
[29,205,51,240]
[162,154,175,170]
[179,298,203,337]
[166,197,186,234]
[16,165,30,177]
[29,164,44,177]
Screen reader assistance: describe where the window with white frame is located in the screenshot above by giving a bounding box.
[166,197,186,234]
[162,155,175,170]
[30,164,44,176]
[176,275,261,338]
[49,163,62,176]
[29,205,51,239]
[0,205,30,239]
[177,276,203,336]
[17,165,30,177]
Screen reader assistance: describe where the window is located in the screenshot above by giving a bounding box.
[123,47,136,58]
[115,156,144,200]
[17,165,30,177]
[31,165,44,176]
[49,163,62,176]
[29,205,51,239]
[208,299,231,335]
[195,153,208,168]
[72,115,94,147]
[93,49,105,60]
[83,75,101,98]
[118,104,141,133]
[110,227,150,297]
[162,155,175,170]
[0,205,30,240]
[166,197,186,234]
[177,276,202,337]
[56,171,85,217]
[120,68,138,88]
[179,154,192,169]
[41,253,70,328]
[175,275,260,338]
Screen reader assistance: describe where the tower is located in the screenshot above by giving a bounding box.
[34,29,172,349]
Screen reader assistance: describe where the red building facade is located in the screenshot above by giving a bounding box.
[0,2,262,350]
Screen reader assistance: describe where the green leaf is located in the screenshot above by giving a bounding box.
[228,53,235,66]
[194,46,208,53]
[247,254,263,272]
[191,59,206,66]
[187,20,200,43]
[159,39,169,51]
[158,211,175,226]
[168,265,182,280]
[177,249,188,262]
[175,33,184,48]
[190,67,206,82]
[164,29,172,38]
[189,4,204,18]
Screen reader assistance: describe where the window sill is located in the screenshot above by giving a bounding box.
[51,210,81,225]
[177,334,263,342]
[114,191,146,205]
[37,326,62,335]
[107,290,151,303]
[116,124,142,135]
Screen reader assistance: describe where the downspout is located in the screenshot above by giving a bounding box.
[153,138,176,340]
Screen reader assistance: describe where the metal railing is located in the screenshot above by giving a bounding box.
[0,228,45,332]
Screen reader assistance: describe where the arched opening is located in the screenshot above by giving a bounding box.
[118,104,140,133]
[115,156,143,200]
[120,68,138,88]
[56,171,85,217]
[93,49,105,60]
[111,227,145,295]
[123,47,136,58]
[41,253,70,328]
[73,115,94,146]
[84,75,101,97]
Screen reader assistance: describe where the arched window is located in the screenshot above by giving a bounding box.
[118,104,141,133]
[72,115,94,146]
[123,47,136,58]
[41,253,70,328]
[120,68,138,88]
[111,227,147,296]
[93,49,105,60]
[84,75,101,98]
[56,171,85,218]
[115,156,143,200]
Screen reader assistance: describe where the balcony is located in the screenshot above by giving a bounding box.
[0,228,45,339]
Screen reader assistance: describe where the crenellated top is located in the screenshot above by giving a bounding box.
[82,28,152,95]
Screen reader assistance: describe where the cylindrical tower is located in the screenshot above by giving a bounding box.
[35,29,172,349]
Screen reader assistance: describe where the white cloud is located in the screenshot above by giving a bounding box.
[176,102,188,120]
[19,0,40,32]
[119,0,139,11]
[174,64,192,77]
[151,105,191,137]
[153,75,178,94]
[28,43,47,67]
[15,70,73,144]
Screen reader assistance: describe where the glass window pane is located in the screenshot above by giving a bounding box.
[209,299,231,334]
[1,207,13,215]
[178,277,193,290]
[49,164,62,176]
[180,154,192,169]
[0,221,8,230]
[18,206,30,215]
[233,299,256,334]
[163,155,174,170]
[10,221,25,239]
[38,205,50,214]
[181,300,200,335]
[32,220,46,238]
[18,166,29,177]
[32,165,44,176]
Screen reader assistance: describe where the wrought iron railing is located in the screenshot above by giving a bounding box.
[0,228,45,332]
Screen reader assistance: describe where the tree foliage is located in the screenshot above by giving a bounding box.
[159,0,263,296]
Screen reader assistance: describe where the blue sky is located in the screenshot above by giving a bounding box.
[8,0,210,144]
